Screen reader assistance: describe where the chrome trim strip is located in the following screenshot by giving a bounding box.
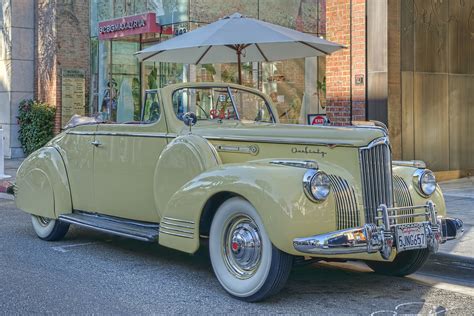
[360,136,390,150]
[393,160,426,169]
[161,220,194,229]
[74,211,160,229]
[58,216,157,242]
[393,175,414,224]
[160,230,194,239]
[162,217,195,225]
[328,175,360,229]
[67,130,356,147]
[66,131,178,138]
[215,144,259,155]
[160,224,194,235]
[204,135,354,146]
[270,160,318,169]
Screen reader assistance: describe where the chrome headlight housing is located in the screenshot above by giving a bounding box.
[303,169,331,202]
[413,169,437,197]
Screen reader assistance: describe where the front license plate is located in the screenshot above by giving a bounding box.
[395,223,427,252]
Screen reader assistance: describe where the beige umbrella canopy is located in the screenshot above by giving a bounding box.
[136,13,344,84]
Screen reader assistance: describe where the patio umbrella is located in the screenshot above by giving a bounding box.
[136,13,343,84]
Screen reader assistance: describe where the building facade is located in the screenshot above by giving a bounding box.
[0,0,473,177]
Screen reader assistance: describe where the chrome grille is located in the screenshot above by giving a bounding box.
[328,175,360,229]
[393,175,414,223]
[359,138,394,224]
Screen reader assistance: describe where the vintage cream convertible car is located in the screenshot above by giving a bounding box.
[15,82,463,301]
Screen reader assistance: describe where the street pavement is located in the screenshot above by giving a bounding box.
[0,199,473,314]
[0,160,473,314]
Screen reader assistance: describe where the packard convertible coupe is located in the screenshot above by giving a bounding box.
[15,82,463,302]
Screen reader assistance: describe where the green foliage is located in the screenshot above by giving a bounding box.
[18,99,56,156]
[317,76,326,94]
[148,64,158,89]
[202,64,216,76]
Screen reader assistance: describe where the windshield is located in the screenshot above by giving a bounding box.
[172,87,274,123]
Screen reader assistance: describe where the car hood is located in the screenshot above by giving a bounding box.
[183,121,387,147]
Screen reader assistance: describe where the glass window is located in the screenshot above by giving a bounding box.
[173,87,237,121]
[230,88,273,122]
[142,90,161,123]
[172,87,274,123]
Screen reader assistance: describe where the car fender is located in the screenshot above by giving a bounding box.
[392,166,446,216]
[15,147,72,218]
[159,162,337,255]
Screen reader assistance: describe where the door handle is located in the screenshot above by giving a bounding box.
[91,140,102,147]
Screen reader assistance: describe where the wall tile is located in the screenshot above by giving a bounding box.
[11,0,35,29]
[0,91,10,124]
[11,27,34,60]
[11,59,34,92]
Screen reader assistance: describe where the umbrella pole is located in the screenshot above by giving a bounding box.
[237,47,242,85]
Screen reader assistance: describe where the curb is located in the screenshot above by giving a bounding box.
[0,193,14,200]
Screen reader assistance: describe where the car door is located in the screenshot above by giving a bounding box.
[58,124,97,213]
[92,91,169,222]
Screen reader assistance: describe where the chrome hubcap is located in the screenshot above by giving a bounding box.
[223,214,262,279]
[37,216,51,227]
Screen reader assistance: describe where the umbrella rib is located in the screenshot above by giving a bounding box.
[255,43,269,62]
[196,45,213,64]
[142,50,164,62]
[298,41,329,55]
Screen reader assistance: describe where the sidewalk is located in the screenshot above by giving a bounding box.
[438,177,474,259]
[1,158,472,259]
[0,158,23,195]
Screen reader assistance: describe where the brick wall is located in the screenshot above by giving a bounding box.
[36,0,90,133]
[325,0,366,125]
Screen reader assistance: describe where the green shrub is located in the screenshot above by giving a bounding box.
[18,99,56,156]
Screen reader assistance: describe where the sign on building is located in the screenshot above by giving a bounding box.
[61,69,85,127]
[307,114,330,125]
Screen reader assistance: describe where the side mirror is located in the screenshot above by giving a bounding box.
[183,112,197,133]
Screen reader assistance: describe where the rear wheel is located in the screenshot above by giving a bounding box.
[365,248,430,276]
[209,197,293,302]
[31,215,69,241]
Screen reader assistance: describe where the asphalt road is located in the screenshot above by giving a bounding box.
[1,199,473,315]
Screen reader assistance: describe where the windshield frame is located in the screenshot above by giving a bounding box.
[171,85,276,123]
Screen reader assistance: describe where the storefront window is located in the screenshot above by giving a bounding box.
[189,0,258,22]
[90,0,326,125]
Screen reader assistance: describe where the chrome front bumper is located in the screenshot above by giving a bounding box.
[293,201,464,260]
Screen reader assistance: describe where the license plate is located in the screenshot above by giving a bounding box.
[395,223,427,252]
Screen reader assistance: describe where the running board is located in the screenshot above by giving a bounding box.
[59,212,160,242]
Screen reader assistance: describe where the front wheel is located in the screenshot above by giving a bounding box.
[31,215,69,241]
[209,197,293,302]
[365,248,430,277]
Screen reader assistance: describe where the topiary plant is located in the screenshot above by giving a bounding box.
[17,99,56,156]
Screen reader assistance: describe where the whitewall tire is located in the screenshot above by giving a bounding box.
[31,215,69,241]
[209,197,293,302]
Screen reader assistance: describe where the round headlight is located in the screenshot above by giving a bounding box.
[303,170,331,202]
[413,169,437,197]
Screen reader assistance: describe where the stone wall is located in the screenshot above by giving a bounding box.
[0,0,35,158]
[36,0,90,133]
